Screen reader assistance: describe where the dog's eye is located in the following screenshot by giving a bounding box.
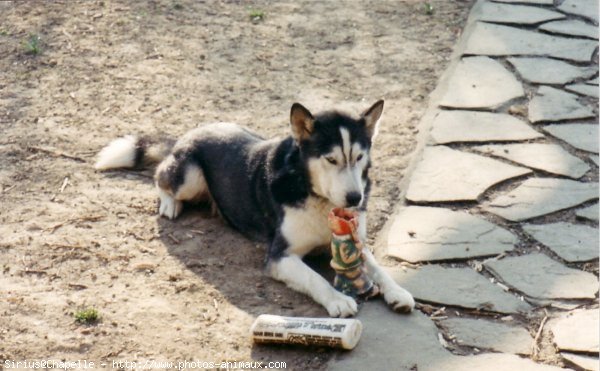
[356,154,363,162]
[325,157,337,165]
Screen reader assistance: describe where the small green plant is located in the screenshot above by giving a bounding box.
[249,9,265,23]
[172,2,184,10]
[74,308,99,324]
[23,34,41,55]
[0,28,9,36]
[423,2,434,15]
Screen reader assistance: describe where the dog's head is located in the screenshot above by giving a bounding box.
[290,100,384,209]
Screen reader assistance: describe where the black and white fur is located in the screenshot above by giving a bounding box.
[95,100,415,317]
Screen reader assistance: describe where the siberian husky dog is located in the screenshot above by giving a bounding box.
[95,100,415,317]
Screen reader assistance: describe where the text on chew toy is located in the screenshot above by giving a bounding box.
[253,331,343,347]
[258,320,347,332]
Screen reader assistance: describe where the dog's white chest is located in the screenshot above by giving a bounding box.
[280,197,334,256]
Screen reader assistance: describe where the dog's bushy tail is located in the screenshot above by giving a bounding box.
[94,135,174,171]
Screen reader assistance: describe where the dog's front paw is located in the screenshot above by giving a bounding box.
[158,195,182,220]
[383,285,415,313]
[326,291,358,318]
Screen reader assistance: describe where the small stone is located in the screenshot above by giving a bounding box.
[508,57,597,84]
[484,253,598,299]
[561,353,599,371]
[484,178,599,221]
[472,143,590,178]
[477,2,565,24]
[464,23,598,62]
[508,104,528,117]
[430,110,542,144]
[549,309,599,353]
[406,146,531,203]
[528,86,594,123]
[565,83,599,98]
[440,318,533,355]
[439,56,524,109]
[133,262,156,271]
[540,19,599,39]
[557,0,599,23]
[576,203,598,222]
[543,124,599,153]
[387,265,532,313]
[523,222,599,262]
[386,206,516,263]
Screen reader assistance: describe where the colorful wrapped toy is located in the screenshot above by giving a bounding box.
[327,208,379,300]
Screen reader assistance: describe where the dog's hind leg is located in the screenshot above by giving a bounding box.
[155,155,209,219]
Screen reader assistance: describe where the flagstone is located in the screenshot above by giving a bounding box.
[406,146,531,203]
[464,23,598,62]
[576,203,598,222]
[492,0,553,4]
[472,143,590,178]
[484,178,598,221]
[328,302,559,371]
[523,222,599,262]
[565,83,599,98]
[508,57,597,84]
[543,123,599,153]
[557,0,599,23]
[477,2,565,24]
[430,110,543,144]
[422,353,567,371]
[540,19,599,39]
[328,302,448,371]
[439,56,524,109]
[439,318,533,355]
[528,86,595,123]
[561,353,599,371]
[484,253,598,299]
[549,309,599,353]
[387,265,532,313]
[386,206,516,263]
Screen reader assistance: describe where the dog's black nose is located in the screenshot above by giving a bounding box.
[346,192,362,207]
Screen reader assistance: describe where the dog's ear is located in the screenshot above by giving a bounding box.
[290,103,315,142]
[361,99,384,140]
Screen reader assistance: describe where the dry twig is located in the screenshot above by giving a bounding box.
[59,177,69,193]
[45,215,104,233]
[27,146,86,163]
[167,233,180,244]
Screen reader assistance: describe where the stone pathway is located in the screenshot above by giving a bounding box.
[330,0,598,370]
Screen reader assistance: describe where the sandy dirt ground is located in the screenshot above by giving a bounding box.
[0,0,472,368]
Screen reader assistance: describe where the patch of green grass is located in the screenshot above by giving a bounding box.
[0,28,9,36]
[423,2,434,15]
[136,10,148,19]
[74,308,99,324]
[249,9,265,23]
[172,2,184,10]
[23,34,41,55]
